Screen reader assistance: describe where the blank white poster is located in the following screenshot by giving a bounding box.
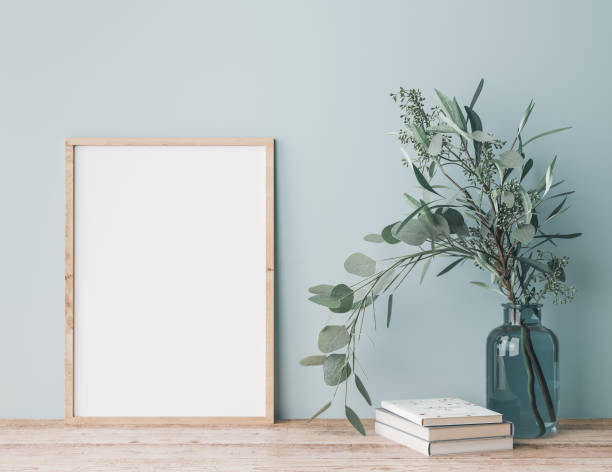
[73,145,267,417]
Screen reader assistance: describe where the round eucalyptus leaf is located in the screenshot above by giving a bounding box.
[439,208,466,235]
[513,223,536,244]
[329,284,354,313]
[308,284,335,296]
[393,219,428,246]
[308,294,341,309]
[318,325,350,353]
[363,233,384,243]
[381,222,401,244]
[471,130,494,142]
[418,213,450,240]
[499,150,524,169]
[299,355,326,366]
[502,191,515,207]
[344,253,376,277]
[323,353,351,386]
[427,133,443,156]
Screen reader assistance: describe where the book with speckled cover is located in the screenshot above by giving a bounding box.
[380,398,502,426]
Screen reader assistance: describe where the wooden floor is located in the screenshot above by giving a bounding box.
[0,419,610,471]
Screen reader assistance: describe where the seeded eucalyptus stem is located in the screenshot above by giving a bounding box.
[302,80,580,434]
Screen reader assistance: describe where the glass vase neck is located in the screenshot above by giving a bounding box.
[502,303,542,326]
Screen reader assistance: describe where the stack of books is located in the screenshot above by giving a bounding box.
[375,398,513,456]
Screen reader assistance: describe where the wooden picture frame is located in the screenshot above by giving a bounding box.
[65,138,274,425]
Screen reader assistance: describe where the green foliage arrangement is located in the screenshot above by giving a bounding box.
[300,80,581,434]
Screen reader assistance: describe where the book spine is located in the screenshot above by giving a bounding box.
[375,422,430,456]
[375,409,429,441]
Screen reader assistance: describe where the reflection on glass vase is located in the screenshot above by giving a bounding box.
[486,304,559,438]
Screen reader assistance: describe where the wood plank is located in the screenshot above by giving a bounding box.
[65,137,274,146]
[0,419,609,471]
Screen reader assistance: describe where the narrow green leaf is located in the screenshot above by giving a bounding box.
[523,127,572,147]
[517,99,535,135]
[300,355,326,366]
[408,123,430,148]
[544,165,553,196]
[345,406,366,435]
[536,156,557,193]
[533,232,582,239]
[351,293,377,310]
[355,375,372,406]
[364,233,384,243]
[452,97,467,131]
[308,284,334,295]
[412,165,442,196]
[386,294,393,328]
[550,179,565,190]
[419,258,432,284]
[469,78,484,109]
[426,124,456,134]
[318,325,351,353]
[518,256,553,275]
[520,158,533,182]
[547,197,567,221]
[308,401,332,422]
[381,222,400,244]
[464,106,483,165]
[308,295,341,309]
[436,258,464,277]
[547,190,575,199]
[428,161,436,178]
[373,269,396,295]
[519,186,532,224]
[404,193,420,208]
[323,354,351,386]
[440,114,473,141]
[344,253,376,277]
[434,88,461,128]
[470,281,505,297]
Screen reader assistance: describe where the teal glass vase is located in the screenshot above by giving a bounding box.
[486,304,559,438]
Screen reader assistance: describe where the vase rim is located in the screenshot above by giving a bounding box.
[502,303,543,309]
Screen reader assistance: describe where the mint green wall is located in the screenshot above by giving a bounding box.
[0,0,609,419]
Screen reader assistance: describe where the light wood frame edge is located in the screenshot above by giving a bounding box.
[65,137,275,426]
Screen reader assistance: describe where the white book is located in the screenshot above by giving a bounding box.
[376,409,513,441]
[375,421,513,456]
[380,398,502,426]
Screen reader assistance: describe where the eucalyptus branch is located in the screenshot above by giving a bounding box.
[302,82,578,434]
